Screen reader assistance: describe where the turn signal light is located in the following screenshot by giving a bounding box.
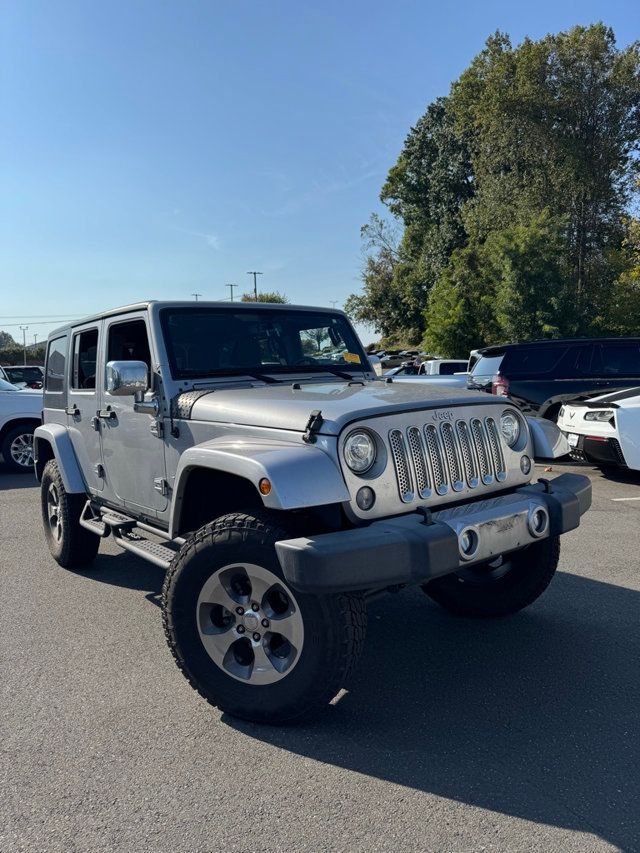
[259,478,272,495]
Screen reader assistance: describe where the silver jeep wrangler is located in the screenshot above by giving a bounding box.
[35,301,591,723]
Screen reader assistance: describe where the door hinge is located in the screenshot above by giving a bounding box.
[153,477,169,496]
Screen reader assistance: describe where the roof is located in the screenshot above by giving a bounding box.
[477,336,640,356]
[47,300,346,338]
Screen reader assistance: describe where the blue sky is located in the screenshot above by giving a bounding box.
[1,0,638,345]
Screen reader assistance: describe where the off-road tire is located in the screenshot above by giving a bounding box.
[41,459,100,569]
[162,511,367,724]
[1,423,37,473]
[423,536,561,618]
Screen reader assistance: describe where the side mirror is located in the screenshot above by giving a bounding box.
[105,361,149,399]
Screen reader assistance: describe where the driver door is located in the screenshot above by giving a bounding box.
[98,313,168,515]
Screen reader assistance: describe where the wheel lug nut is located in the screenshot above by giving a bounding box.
[261,618,269,628]
[237,625,245,634]
[235,606,244,615]
[251,603,259,612]
[253,632,261,641]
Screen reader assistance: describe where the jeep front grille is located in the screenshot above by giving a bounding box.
[389,416,507,503]
[389,429,413,502]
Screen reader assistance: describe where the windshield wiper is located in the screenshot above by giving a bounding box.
[291,365,361,380]
[179,369,279,384]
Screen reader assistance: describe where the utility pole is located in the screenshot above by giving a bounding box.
[246,271,263,301]
[20,325,29,365]
[226,283,238,302]
[33,334,38,347]
[330,300,339,309]
[191,292,202,302]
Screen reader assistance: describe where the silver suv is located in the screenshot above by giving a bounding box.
[35,301,591,723]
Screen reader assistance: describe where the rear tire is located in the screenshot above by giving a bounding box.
[162,511,366,724]
[423,536,560,618]
[41,460,100,569]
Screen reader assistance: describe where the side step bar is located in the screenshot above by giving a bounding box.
[112,529,177,569]
[79,501,180,569]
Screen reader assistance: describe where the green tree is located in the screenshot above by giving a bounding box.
[490,211,567,341]
[349,24,640,353]
[240,291,288,303]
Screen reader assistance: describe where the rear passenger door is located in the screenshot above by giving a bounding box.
[67,323,104,493]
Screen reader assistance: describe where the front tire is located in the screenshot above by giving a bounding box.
[2,423,36,473]
[423,536,560,618]
[162,512,366,724]
[41,460,100,569]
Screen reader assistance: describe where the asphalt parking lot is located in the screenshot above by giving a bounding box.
[1,461,639,853]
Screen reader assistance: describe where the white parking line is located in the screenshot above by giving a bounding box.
[611,496,640,502]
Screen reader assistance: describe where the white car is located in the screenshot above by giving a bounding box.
[557,387,640,470]
[0,378,43,473]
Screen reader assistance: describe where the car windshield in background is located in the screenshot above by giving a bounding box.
[161,307,368,379]
[5,367,43,383]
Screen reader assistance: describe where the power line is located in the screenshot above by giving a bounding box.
[0,314,86,320]
[0,319,79,328]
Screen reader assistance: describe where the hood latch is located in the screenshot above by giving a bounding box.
[302,410,323,444]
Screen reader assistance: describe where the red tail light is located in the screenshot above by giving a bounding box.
[492,374,509,396]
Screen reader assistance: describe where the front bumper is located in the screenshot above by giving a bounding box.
[276,473,591,593]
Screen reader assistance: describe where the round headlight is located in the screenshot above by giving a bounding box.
[500,410,521,447]
[343,430,376,473]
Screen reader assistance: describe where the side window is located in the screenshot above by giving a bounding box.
[597,343,640,376]
[106,319,152,382]
[71,329,99,390]
[45,336,68,393]
[560,345,592,378]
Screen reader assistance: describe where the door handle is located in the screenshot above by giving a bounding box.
[65,404,80,417]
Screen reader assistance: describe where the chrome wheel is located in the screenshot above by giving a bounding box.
[10,432,34,468]
[196,563,304,685]
[47,483,63,543]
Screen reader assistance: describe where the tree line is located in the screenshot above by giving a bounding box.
[345,24,640,356]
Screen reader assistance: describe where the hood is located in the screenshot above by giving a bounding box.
[185,379,495,435]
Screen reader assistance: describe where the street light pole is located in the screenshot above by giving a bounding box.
[20,326,29,365]
[246,271,263,301]
[191,293,202,302]
[226,283,237,302]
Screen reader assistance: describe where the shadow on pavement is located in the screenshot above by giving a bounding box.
[49,527,640,848]
[71,551,166,607]
[226,571,640,851]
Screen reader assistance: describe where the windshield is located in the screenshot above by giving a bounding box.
[0,378,19,391]
[5,366,43,381]
[161,307,368,380]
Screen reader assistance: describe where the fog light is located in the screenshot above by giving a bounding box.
[528,506,549,538]
[520,455,531,475]
[459,527,479,561]
[356,486,376,511]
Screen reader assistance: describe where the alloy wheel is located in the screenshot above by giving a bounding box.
[196,563,304,685]
[10,432,34,468]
